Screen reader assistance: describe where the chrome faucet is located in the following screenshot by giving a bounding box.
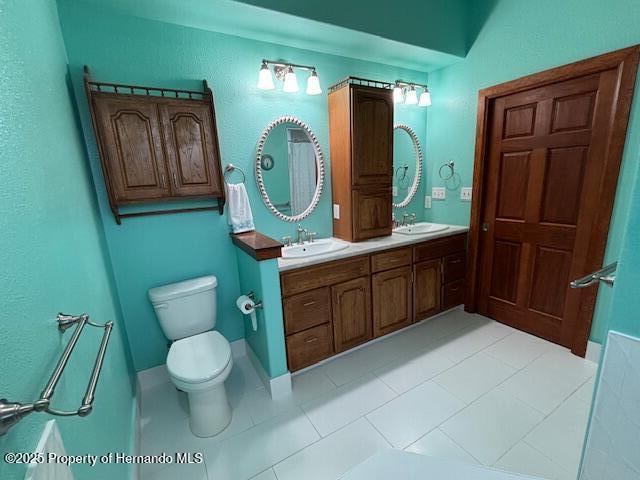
[282,236,293,247]
[401,213,410,226]
[296,224,308,244]
[409,213,417,225]
[307,231,317,243]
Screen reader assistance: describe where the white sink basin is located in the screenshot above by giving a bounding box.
[282,238,349,259]
[394,222,449,235]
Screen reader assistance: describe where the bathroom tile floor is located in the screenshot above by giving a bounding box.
[139,308,597,480]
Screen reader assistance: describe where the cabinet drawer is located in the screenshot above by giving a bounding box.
[413,234,467,263]
[442,280,465,310]
[443,251,466,284]
[286,324,334,372]
[283,287,331,335]
[281,255,370,297]
[371,247,412,273]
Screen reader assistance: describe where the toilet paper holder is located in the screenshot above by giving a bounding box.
[246,291,264,309]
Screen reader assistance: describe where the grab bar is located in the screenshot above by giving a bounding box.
[0,313,114,435]
[570,262,617,289]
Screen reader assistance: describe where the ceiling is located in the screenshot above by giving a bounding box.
[72,0,484,71]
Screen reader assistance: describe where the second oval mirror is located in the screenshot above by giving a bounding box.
[256,116,325,222]
[392,124,423,208]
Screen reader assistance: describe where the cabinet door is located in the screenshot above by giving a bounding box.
[352,187,392,241]
[331,277,372,352]
[351,86,393,186]
[372,266,413,337]
[414,259,441,321]
[159,101,223,197]
[93,95,170,202]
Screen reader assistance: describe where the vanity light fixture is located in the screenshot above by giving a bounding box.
[306,70,322,95]
[393,82,405,104]
[419,88,432,107]
[282,66,299,93]
[257,59,322,95]
[257,61,275,90]
[395,79,432,107]
[405,85,418,105]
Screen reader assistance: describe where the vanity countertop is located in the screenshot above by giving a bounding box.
[278,224,469,272]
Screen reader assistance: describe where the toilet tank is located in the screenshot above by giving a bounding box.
[148,275,217,340]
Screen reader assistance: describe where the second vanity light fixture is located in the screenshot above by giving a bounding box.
[257,59,322,95]
[393,80,431,107]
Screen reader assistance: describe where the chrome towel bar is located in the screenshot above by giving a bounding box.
[570,261,617,288]
[0,313,114,435]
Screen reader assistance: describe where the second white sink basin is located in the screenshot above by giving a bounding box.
[282,238,349,259]
[394,222,449,235]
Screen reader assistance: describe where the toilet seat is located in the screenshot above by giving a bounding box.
[167,331,231,384]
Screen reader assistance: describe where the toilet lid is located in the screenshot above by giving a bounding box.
[167,331,231,384]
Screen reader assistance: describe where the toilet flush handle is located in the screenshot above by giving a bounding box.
[155,303,169,310]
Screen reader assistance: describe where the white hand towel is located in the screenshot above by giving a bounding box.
[226,182,255,233]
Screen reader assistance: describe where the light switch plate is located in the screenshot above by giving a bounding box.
[333,203,340,219]
[432,187,446,200]
[460,187,472,202]
[392,186,398,197]
[424,195,432,209]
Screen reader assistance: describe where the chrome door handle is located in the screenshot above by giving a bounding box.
[570,262,617,288]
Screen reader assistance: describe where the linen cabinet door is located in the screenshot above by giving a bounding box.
[414,259,441,321]
[372,266,413,337]
[352,187,393,241]
[92,94,170,202]
[350,85,393,186]
[331,277,372,352]
[158,101,223,198]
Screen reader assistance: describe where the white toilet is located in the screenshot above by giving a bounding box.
[148,275,233,437]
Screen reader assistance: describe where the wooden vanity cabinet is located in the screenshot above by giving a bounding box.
[328,82,394,242]
[332,277,372,352]
[372,266,413,337]
[413,259,442,321]
[280,233,467,372]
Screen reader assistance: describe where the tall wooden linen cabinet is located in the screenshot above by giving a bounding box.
[328,80,394,242]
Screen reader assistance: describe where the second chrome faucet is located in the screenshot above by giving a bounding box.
[283,224,317,246]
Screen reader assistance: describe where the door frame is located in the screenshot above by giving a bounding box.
[465,45,640,356]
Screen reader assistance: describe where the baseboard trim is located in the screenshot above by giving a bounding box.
[586,340,602,364]
[245,341,292,399]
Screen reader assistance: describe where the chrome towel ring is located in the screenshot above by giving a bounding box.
[224,163,246,183]
[439,160,455,180]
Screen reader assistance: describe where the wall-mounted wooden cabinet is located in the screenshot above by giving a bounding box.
[328,80,394,242]
[280,233,468,372]
[85,69,224,223]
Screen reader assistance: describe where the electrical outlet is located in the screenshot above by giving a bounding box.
[460,187,472,202]
[432,187,446,200]
[424,195,432,209]
[333,204,340,219]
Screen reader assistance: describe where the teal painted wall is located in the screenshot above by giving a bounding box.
[424,0,640,344]
[56,0,429,372]
[608,149,640,337]
[0,1,135,478]
[236,251,287,377]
